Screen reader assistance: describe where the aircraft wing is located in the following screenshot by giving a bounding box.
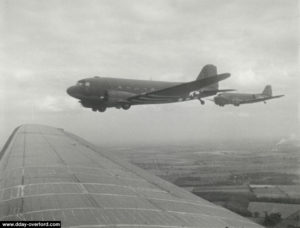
[128,73,230,103]
[261,95,285,101]
[241,95,285,104]
[0,124,262,227]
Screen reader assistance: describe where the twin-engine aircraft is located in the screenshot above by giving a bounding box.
[213,85,284,106]
[67,64,232,112]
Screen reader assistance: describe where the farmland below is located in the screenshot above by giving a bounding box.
[104,136,300,227]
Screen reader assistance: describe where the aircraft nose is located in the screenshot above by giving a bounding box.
[66,86,74,96]
[67,86,81,99]
[214,96,221,104]
[214,95,225,105]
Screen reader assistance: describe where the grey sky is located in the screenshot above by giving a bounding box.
[0,0,299,146]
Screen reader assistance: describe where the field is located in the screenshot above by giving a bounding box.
[103,138,300,226]
[107,139,300,186]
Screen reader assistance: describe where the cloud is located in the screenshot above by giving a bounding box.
[277,133,300,145]
[35,95,78,112]
[237,112,250,118]
[35,95,62,112]
[0,0,298,146]
[235,68,265,87]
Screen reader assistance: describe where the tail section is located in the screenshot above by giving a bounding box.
[197,64,217,80]
[262,85,272,96]
[197,64,218,90]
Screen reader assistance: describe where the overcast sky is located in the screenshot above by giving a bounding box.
[0,0,299,146]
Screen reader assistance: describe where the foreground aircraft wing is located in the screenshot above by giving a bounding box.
[0,125,262,228]
[128,73,230,103]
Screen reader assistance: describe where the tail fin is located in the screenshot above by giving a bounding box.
[197,64,218,90]
[262,85,272,96]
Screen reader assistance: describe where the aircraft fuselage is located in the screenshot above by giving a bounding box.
[67,77,183,108]
[214,85,284,107]
[66,64,231,112]
[214,93,267,106]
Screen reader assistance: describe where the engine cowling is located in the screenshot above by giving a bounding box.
[232,98,240,106]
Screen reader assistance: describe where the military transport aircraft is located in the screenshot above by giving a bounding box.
[67,64,233,112]
[213,85,284,107]
[0,124,263,227]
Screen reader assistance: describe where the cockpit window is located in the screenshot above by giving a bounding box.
[76,80,91,88]
[76,82,84,86]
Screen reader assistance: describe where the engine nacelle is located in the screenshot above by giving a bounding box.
[232,98,240,106]
[106,90,136,103]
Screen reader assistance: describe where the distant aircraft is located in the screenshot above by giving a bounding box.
[213,85,284,107]
[67,64,233,112]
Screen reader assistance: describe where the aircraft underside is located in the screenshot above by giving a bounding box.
[80,96,202,112]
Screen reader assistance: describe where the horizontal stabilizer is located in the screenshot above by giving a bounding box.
[261,94,285,101]
[240,94,285,104]
[271,95,285,99]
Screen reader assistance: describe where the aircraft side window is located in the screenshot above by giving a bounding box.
[77,82,84,86]
[85,82,90,87]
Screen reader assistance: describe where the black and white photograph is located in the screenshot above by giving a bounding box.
[0,0,299,227]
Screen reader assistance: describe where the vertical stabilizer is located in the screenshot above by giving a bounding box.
[197,64,218,90]
[262,85,272,96]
